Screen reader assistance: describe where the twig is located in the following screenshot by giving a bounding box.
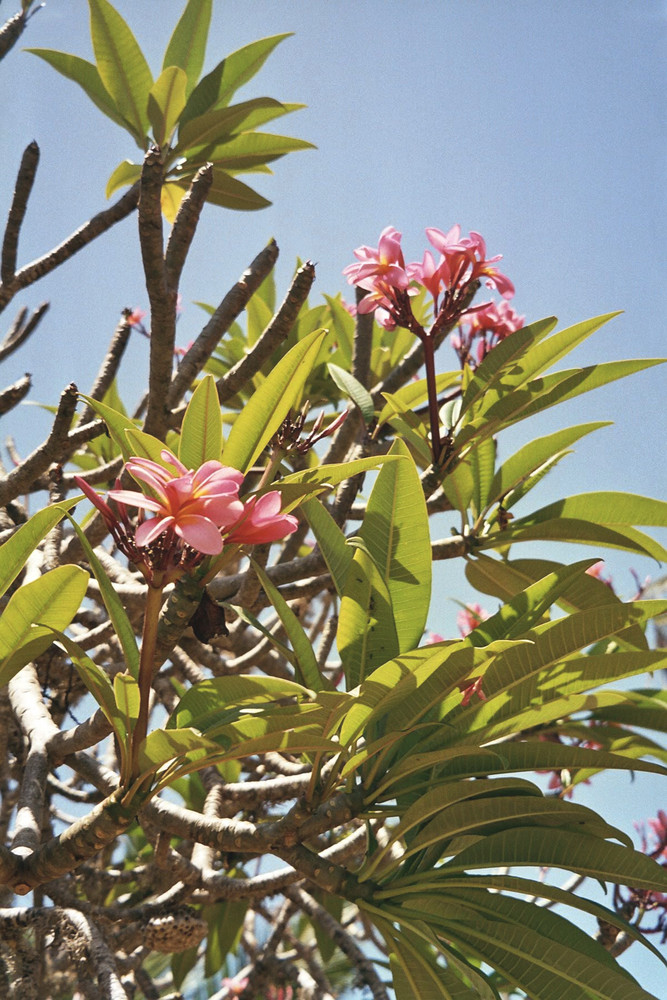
[0,184,140,313]
[0,382,78,506]
[76,315,133,427]
[0,301,49,362]
[0,372,31,416]
[0,10,27,63]
[286,886,390,1000]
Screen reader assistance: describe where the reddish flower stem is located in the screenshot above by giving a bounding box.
[131,583,164,779]
[421,333,442,464]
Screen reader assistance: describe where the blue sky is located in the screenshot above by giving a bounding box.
[1,0,665,991]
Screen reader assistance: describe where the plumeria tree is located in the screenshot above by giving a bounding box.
[0,2,666,999]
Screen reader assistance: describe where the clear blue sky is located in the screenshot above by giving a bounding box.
[1,1,665,991]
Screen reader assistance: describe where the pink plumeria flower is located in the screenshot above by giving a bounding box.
[109,451,245,556]
[457,603,490,637]
[227,492,298,546]
[343,225,410,292]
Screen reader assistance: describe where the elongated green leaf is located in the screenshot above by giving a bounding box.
[123,427,173,467]
[168,675,310,732]
[78,394,138,461]
[482,517,667,562]
[281,455,402,491]
[503,358,665,427]
[138,726,224,773]
[377,371,461,428]
[223,327,328,471]
[386,925,480,1000]
[65,513,140,679]
[360,439,431,652]
[393,893,656,1000]
[175,98,286,154]
[488,421,611,506]
[148,66,187,145]
[179,374,223,468]
[114,672,140,738]
[105,158,142,197]
[0,500,79,599]
[203,898,247,978]
[469,435,496,516]
[26,49,133,132]
[468,559,598,647]
[252,561,324,692]
[180,33,292,125]
[195,131,315,170]
[46,629,128,766]
[459,317,558,416]
[465,553,649,650]
[338,546,399,689]
[442,459,474,515]
[89,0,153,140]
[162,0,212,95]
[196,166,271,210]
[0,565,89,686]
[301,496,352,595]
[327,363,374,422]
[516,490,667,528]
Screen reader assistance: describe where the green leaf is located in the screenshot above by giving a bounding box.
[338,545,399,689]
[442,460,474,515]
[252,560,325,692]
[203,898,247,977]
[26,49,133,132]
[459,317,558,417]
[175,98,286,154]
[179,374,223,468]
[223,327,328,472]
[327,363,374,423]
[281,455,403,492]
[387,925,481,999]
[114,672,140,738]
[148,66,187,145]
[360,439,431,652]
[45,629,129,770]
[78,394,138,462]
[442,826,667,894]
[467,559,598,647]
[88,0,153,140]
[0,565,89,687]
[65,513,140,680]
[377,371,460,429]
[0,501,79,599]
[514,490,667,528]
[301,497,353,596]
[195,166,271,211]
[482,518,667,562]
[162,0,212,96]
[180,33,293,125]
[469,436,496,517]
[138,726,224,774]
[194,131,315,170]
[105,158,142,198]
[168,675,311,732]
[488,421,611,507]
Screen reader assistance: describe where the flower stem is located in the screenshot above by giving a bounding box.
[130,583,164,780]
[422,334,442,464]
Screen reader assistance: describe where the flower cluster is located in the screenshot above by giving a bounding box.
[343,225,516,346]
[76,449,298,584]
[451,298,524,368]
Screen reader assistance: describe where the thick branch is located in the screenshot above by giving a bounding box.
[139,148,176,440]
[2,141,39,283]
[167,239,281,409]
[164,162,213,292]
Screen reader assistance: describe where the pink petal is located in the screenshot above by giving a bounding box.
[107,489,163,513]
[174,515,224,555]
[135,515,174,547]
